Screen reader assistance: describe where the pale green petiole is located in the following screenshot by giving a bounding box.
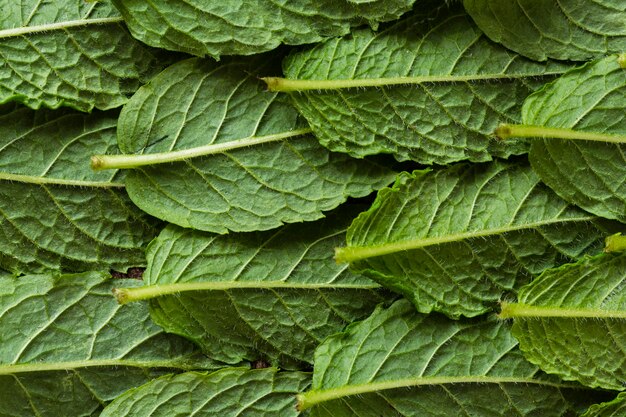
[91,128,312,170]
[114,281,380,304]
[499,302,626,319]
[495,124,626,144]
[605,233,626,253]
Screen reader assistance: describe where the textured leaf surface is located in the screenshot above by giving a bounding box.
[525,55,626,222]
[122,208,389,367]
[583,393,626,417]
[111,0,415,58]
[0,0,163,111]
[463,0,626,61]
[280,6,571,164]
[0,272,221,417]
[503,253,626,391]
[0,104,158,274]
[116,57,394,233]
[101,368,308,417]
[300,299,601,416]
[338,160,617,318]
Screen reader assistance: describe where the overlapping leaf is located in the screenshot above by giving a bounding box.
[115,208,390,367]
[463,0,626,61]
[103,57,394,233]
[522,55,626,222]
[336,160,618,318]
[0,0,164,111]
[0,104,158,274]
[0,272,221,417]
[298,299,602,416]
[501,253,626,391]
[272,5,571,165]
[583,393,626,417]
[111,0,416,58]
[100,368,309,417]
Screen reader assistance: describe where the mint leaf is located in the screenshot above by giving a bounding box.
[0,1,163,111]
[272,6,571,164]
[0,105,158,274]
[519,55,626,222]
[111,0,416,58]
[337,160,617,318]
[101,57,394,233]
[101,369,309,417]
[116,208,390,366]
[501,253,626,391]
[0,272,221,417]
[582,393,626,417]
[299,299,601,415]
[463,0,626,61]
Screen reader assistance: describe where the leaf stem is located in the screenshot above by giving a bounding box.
[0,358,201,374]
[0,172,124,188]
[498,302,626,319]
[114,281,380,304]
[605,233,626,253]
[495,124,626,144]
[91,128,312,170]
[262,73,554,92]
[0,17,124,39]
[296,376,579,411]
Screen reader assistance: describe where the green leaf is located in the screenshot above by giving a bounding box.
[100,57,394,233]
[463,0,626,61]
[520,55,626,222]
[582,393,626,417]
[298,299,602,416]
[0,104,158,274]
[115,207,391,367]
[271,6,571,165]
[500,253,626,391]
[101,368,309,417]
[0,272,222,417]
[111,0,416,58]
[337,160,618,318]
[0,0,164,111]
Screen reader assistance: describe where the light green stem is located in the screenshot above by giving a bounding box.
[262,73,551,92]
[0,17,124,39]
[91,128,312,170]
[499,302,626,319]
[0,358,200,374]
[114,281,380,304]
[605,233,626,253]
[496,124,626,144]
[297,376,579,411]
[0,172,124,188]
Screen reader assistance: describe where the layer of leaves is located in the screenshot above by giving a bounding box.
[582,393,626,417]
[0,0,164,111]
[299,299,602,416]
[525,55,626,222]
[119,207,390,367]
[114,57,394,233]
[337,160,617,318]
[279,5,571,164]
[101,368,309,417]
[503,253,626,390]
[0,272,221,417]
[111,0,416,58]
[463,0,626,61]
[0,104,158,274]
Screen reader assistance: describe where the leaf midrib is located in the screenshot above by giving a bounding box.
[0,358,200,374]
[0,172,124,188]
[0,17,125,39]
[337,215,598,263]
[298,375,582,410]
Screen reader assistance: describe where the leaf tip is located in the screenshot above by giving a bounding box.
[295,393,307,412]
[260,76,280,91]
[334,247,348,264]
[618,54,626,69]
[494,124,513,140]
[605,232,626,253]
